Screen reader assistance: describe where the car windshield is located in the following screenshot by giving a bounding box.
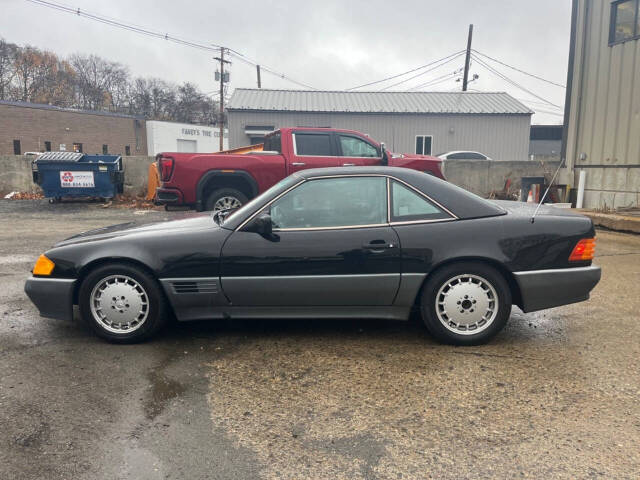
[215,175,302,226]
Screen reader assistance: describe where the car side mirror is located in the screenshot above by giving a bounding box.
[245,213,274,237]
[380,142,388,166]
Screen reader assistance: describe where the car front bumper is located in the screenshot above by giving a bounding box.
[24,276,75,320]
[513,265,601,313]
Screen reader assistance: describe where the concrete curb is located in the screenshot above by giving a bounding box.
[576,209,640,234]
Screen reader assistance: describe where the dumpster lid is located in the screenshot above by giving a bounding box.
[35,152,84,162]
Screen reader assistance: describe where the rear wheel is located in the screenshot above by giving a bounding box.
[420,262,511,345]
[204,188,248,212]
[79,263,168,343]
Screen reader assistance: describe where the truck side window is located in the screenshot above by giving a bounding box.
[264,133,281,152]
[294,133,333,156]
[339,135,379,157]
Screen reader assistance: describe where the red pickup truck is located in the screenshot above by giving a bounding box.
[156,127,444,211]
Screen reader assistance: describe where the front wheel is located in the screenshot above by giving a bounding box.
[420,262,511,345]
[204,188,248,212]
[79,263,168,343]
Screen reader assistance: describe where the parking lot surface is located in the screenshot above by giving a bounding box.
[1,200,639,480]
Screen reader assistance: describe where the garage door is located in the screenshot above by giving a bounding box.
[177,139,197,152]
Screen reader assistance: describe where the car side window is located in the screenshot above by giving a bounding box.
[294,133,333,156]
[270,176,387,229]
[391,180,450,222]
[339,135,379,157]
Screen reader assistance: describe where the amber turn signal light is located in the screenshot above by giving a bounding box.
[33,254,55,276]
[569,238,596,262]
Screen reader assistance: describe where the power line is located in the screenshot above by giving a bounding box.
[226,52,317,90]
[346,50,465,91]
[380,52,465,91]
[24,0,317,90]
[513,97,564,110]
[471,54,562,109]
[472,49,566,88]
[410,70,461,90]
[25,0,223,52]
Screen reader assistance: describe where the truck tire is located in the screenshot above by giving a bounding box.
[204,188,248,212]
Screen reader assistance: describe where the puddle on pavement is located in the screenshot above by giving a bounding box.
[144,369,187,420]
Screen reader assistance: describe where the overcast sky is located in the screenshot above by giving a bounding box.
[3,0,571,124]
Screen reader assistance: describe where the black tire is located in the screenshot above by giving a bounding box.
[78,263,168,343]
[420,262,511,346]
[203,188,248,212]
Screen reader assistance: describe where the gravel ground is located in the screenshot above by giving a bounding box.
[0,199,639,480]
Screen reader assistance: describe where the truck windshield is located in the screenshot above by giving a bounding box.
[217,175,301,227]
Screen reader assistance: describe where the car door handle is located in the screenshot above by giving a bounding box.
[291,162,306,166]
[342,163,356,166]
[363,241,395,250]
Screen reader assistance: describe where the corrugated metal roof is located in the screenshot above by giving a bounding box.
[227,89,533,115]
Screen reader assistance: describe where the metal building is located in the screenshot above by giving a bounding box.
[227,89,532,160]
[562,0,640,208]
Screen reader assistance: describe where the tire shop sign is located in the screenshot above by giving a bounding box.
[60,171,95,188]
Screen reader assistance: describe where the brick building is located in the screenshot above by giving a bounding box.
[0,100,147,156]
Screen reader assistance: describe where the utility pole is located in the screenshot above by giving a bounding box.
[214,47,231,151]
[256,65,262,88]
[462,24,473,92]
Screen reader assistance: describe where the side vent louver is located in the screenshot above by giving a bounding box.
[171,280,217,294]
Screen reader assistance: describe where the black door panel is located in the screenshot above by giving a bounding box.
[220,227,401,306]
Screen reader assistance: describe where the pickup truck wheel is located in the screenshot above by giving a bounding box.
[204,188,248,212]
[420,262,511,346]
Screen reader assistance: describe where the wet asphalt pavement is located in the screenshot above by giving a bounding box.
[0,200,639,480]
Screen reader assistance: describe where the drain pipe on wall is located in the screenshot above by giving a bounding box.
[576,169,586,208]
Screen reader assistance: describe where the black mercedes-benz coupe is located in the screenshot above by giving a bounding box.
[25,166,601,345]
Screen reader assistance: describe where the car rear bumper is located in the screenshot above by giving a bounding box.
[156,187,184,204]
[24,277,75,320]
[513,265,601,312]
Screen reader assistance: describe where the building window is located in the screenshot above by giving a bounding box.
[125,145,131,156]
[73,143,83,153]
[13,140,21,155]
[44,141,51,152]
[102,144,108,154]
[610,0,640,45]
[415,135,433,155]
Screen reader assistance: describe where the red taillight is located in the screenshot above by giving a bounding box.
[158,156,174,182]
[569,238,596,262]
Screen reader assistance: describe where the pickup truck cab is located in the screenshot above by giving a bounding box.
[156,127,444,211]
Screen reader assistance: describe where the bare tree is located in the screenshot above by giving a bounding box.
[0,38,17,100]
[70,54,129,110]
[4,38,217,124]
[13,45,44,101]
[129,77,177,120]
